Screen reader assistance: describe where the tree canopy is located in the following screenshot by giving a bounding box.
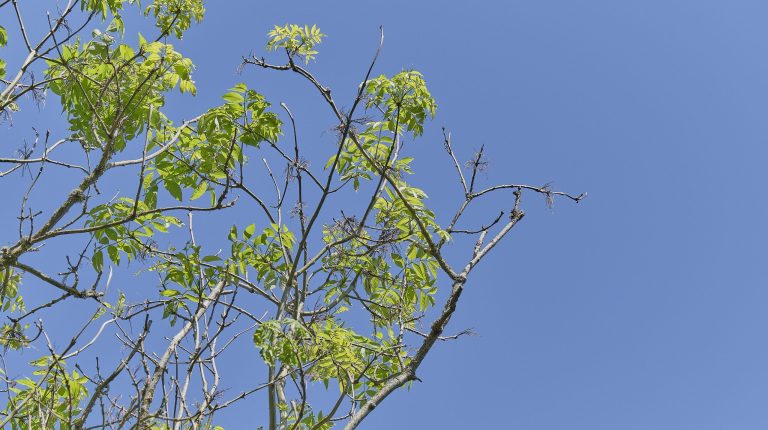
[0,1,582,429]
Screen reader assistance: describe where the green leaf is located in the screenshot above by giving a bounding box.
[244,224,256,239]
[222,91,244,105]
[179,79,196,94]
[391,253,404,269]
[92,250,104,272]
[0,26,7,47]
[190,181,208,200]
[107,245,120,264]
[164,180,183,201]
[160,289,180,297]
[92,305,107,321]
[107,15,125,34]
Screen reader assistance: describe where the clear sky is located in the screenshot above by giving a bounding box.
[3,1,768,429]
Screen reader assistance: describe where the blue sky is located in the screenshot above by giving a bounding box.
[3,0,768,429]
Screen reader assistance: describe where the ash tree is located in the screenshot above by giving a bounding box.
[0,1,583,429]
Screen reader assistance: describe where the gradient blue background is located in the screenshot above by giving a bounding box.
[4,1,768,428]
